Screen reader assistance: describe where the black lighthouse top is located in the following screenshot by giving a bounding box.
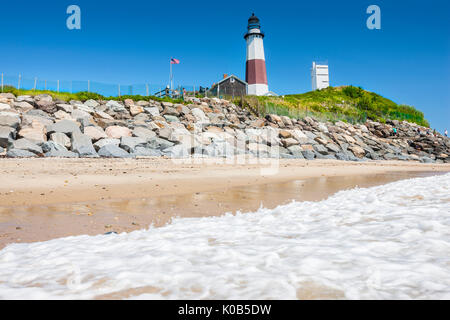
[244,13,265,39]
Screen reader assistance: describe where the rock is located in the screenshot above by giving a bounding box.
[71,109,91,120]
[348,145,365,158]
[144,107,160,117]
[0,102,12,110]
[7,149,36,158]
[191,108,209,123]
[0,126,15,147]
[12,138,43,154]
[18,120,47,143]
[313,144,328,155]
[36,100,57,113]
[302,150,316,160]
[132,127,156,141]
[84,126,107,141]
[279,130,292,139]
[132,147,162,157]
[105,126,132,139]
[163,144,190,158]
[130,105,144,116]
[291,129,309,144]
[71,131,98,157]
[106,100,126,112]
[13,101,34,112]
[163,106,180,117]
[164,115,180,123]
[326,143,341,153]
[148,137,174,150]
[84,99,100,108]
[94,110,114,120]
[0,113,21,129]
[45,149,79,158]
[98,144,132,158]
[282,137,300,148]
[287,145,304,158]
[0,93,15,99]
[50,132,71,148]
[120,136,147,153]
[46,120,81,136]
[94,138,120,151]
[54,110,72,120]
[57,104,74,113]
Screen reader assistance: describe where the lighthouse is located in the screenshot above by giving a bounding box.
[245,13,269,96]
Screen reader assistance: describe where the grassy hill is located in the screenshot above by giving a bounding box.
[237,86,429,127]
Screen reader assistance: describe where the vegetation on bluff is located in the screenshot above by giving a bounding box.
[239,86,429,127]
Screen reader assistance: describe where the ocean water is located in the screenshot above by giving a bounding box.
[0,173,449,300]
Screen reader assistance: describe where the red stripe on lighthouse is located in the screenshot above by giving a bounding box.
[246,59,268,85]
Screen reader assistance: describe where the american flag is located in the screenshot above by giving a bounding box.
[170,58,180,64]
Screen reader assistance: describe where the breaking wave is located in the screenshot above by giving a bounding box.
[0,173,449,299]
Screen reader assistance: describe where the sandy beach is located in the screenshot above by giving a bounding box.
[0,158,448,250]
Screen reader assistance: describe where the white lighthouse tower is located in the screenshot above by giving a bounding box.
[245,13,269,96]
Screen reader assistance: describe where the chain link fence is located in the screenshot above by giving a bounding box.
[0,73,200,99]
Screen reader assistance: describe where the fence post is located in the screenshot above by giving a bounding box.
[45,80,47,91]
[18,74,21,90]
[33,77,37,91]
[57,80,60,93]
[146,84,149,96]
[118,84,121,97]
[1,73,3,92]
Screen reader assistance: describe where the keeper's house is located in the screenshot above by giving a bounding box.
[210,74,247,98]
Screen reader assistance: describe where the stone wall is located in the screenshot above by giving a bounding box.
[0,92,448,163]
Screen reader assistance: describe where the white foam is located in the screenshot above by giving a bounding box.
[0,174,449,299]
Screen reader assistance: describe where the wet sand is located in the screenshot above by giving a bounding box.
[0,158,449,249]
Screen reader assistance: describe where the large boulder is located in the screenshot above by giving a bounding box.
[105,126,132,139]
[0,126,15,148]
[98,144,132,158]
[191,108,209,123]
[7,149,36,158]
[46,120,81,136]
[84,126,107,141]
[93,138,120,151]
[50,132,71,148]
[36,100,57,114]
[106,100,126,112]
[348,145,365,158]
[71,131,98,157]
[18,120,47,143]
[120,136,147,153]
[0,112,21,129]
[132,127,156,141]
[12,138,43,154]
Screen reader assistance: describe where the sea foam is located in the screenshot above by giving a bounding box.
[0,173,449,299]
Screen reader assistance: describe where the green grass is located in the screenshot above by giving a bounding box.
[235,86,429,127]
[0,86,186,105]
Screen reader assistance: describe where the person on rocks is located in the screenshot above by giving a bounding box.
[392,127,397,137]
[445,129,448,137]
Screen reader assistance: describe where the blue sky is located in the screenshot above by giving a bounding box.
[0,0,449,132]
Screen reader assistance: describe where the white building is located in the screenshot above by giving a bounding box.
[311,62,330,91]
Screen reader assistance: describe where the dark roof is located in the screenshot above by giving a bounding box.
[211,75,247,88]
